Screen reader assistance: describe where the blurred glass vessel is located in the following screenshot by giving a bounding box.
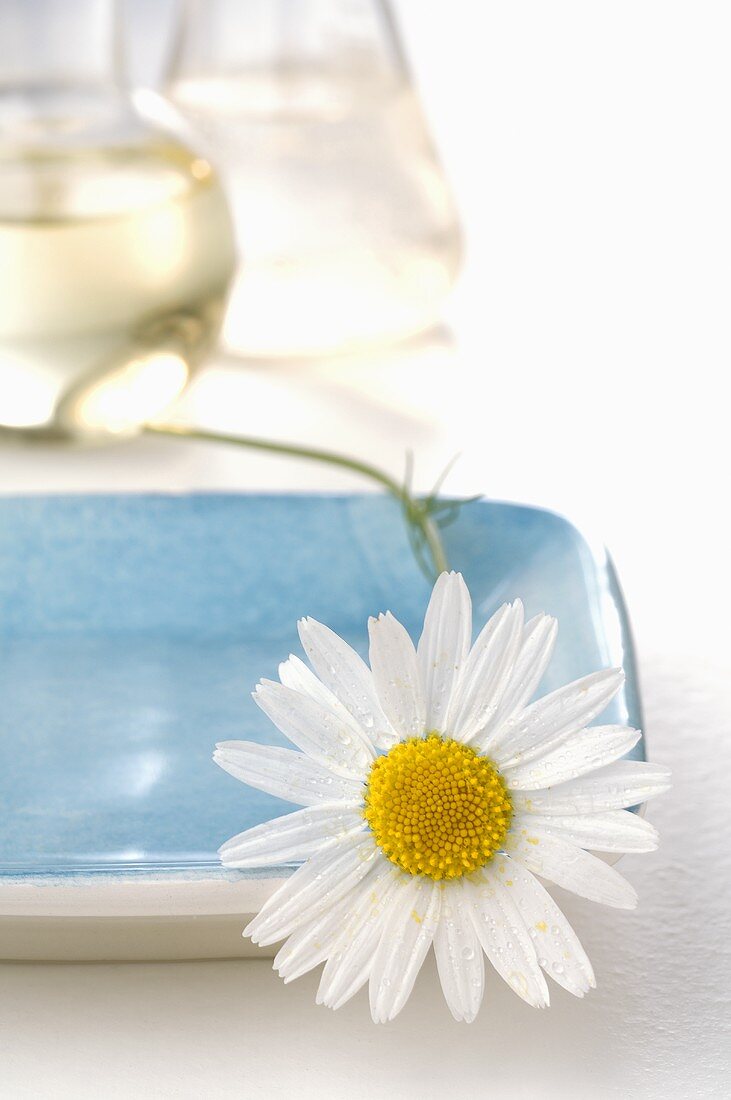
[164,0,462,358]
[0,0,235,441]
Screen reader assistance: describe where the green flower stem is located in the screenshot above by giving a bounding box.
[144,423,450,580]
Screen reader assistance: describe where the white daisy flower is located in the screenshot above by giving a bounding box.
[214,573,670,1023]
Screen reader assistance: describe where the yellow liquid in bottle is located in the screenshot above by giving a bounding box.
[0,139,235,439]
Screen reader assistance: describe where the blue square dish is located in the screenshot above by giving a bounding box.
[0,493,643,959]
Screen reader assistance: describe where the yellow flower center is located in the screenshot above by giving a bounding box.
[363,734,513,881]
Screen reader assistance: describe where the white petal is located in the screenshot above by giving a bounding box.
[254,679,374,778]
[511,760,672,815]
[368,612,425,739]
[321,913,388,1011]
[483,614,558,734]
[245,836,378,946]
[433,881,485,1022]
[273,889,362,984]
[275,861,392,983]
[417,572,472,734]
[499,856,595,996]
[369,877,441,1023]
[317,866,399,1009]
[464,866,550,1007]
[522,810,659,853]
[219,803,366,869]
[504,725,642,789]
[490,668,625,767]
[278,655,377,750]
[214,741,364,807]
[507,828,638,909]
[298,618,397,748]
[278,653,344,710]
[446,601,524,744]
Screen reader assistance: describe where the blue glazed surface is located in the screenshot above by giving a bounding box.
[0,493,643,879]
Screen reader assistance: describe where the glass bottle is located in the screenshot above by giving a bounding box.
[0,0,236,441]
[163,0,462,359]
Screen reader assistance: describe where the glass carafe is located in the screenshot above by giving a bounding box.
[163,0,462,359]
[0,0,235,441]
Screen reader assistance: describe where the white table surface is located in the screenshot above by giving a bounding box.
[1,2,730,1096]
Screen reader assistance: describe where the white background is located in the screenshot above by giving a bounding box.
[1,1,730,1096]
